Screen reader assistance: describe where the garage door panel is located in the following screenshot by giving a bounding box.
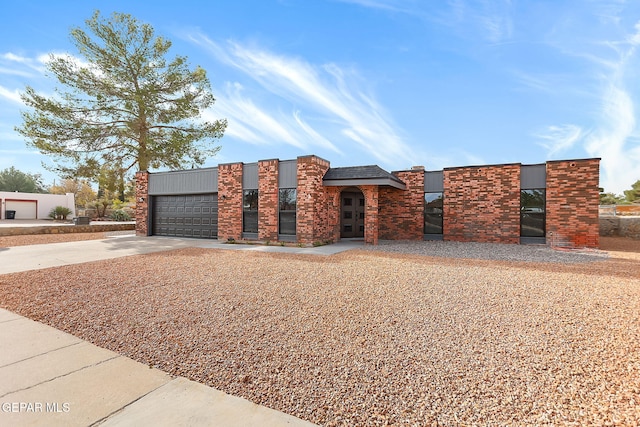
[5,200,37,219]
[152,194,217,238]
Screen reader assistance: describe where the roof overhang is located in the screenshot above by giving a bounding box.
[323,177,406,190]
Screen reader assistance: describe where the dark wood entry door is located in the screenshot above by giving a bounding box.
[341,191,365,238]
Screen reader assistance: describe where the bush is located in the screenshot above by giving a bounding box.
[110,209,131,221]
[49,206,72,220]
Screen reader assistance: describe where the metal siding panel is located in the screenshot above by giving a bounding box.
[243,163,258,188]
[521,164,546,189]
[424,171,444,192]
[278,160,298,188]
[149,168,218,195]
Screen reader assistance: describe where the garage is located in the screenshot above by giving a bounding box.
[5,200,37,219]
[152,193,218,238]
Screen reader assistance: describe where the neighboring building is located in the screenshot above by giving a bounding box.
[0,191,76,220]
[135,155,600,248]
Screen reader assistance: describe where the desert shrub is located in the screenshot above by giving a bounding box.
[49,206,72,220]
[110,209,131,221]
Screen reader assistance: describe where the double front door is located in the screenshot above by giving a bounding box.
[341,191,365,238]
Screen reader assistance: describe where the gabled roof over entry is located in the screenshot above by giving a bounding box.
[323,165,406,190]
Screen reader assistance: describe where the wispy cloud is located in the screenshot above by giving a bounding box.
[334,0,420,15]
[478,0,514,43]
[339,0,514,44]
[0,51,46,74]
[584,82,639,195]
[443,0,514,44]
[540,15,640,194]
[0,52,52,103]
[188,33,415,167]
[0,85,23,104]
[536,124,586,156]
[205,81,340,153]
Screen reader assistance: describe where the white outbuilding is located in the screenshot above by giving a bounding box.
[0,192,76,220]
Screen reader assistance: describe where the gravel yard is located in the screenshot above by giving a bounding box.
[1,235,639,426]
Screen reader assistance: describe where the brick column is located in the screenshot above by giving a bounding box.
[296,155,330,244]
[135,171,149,236]
[218,162,243,242]
[258,159,279,241]
[546,159,600,248]
[444,164,520,243]
[361,186,379,245]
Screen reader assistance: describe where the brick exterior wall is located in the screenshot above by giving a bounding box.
[379,170,425,240]
[296,155,331,244]
[135,171,149,237]
[444,164,521,244]
[546,159,600,248]
[218,162,243,242]
[258,159,279,241]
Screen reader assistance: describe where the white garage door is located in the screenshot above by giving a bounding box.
[5,200,37,219]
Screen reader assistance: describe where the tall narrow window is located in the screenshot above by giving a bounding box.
[424,193,443,234]
[279,188,296,235]
[243,189,258,233]
[521,189,545,237]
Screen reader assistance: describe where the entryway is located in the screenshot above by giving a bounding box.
[340,190,365,238]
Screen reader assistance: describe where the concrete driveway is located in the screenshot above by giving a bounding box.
[0,235,361,274]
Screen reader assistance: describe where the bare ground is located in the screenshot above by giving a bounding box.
[0,234,639,426]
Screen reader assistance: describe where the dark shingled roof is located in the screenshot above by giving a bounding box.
[323,165,406,189]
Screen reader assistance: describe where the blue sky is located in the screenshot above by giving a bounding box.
[1,1,640,194]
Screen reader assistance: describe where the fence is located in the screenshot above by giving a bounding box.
[599,205,640,216]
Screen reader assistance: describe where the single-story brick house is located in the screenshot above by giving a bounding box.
[135,155,600,248]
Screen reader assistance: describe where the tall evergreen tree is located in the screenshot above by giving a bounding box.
[16,11,226,181]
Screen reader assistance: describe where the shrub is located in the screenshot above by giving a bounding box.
[110,209,131,221]
[49,206,72,220]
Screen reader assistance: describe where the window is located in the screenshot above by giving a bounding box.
[521,189,545,237]
[243,189,258,233]
[279,188,296,235]
[424,193,443,234]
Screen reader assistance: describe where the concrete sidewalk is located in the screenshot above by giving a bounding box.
[0,308,317,427]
